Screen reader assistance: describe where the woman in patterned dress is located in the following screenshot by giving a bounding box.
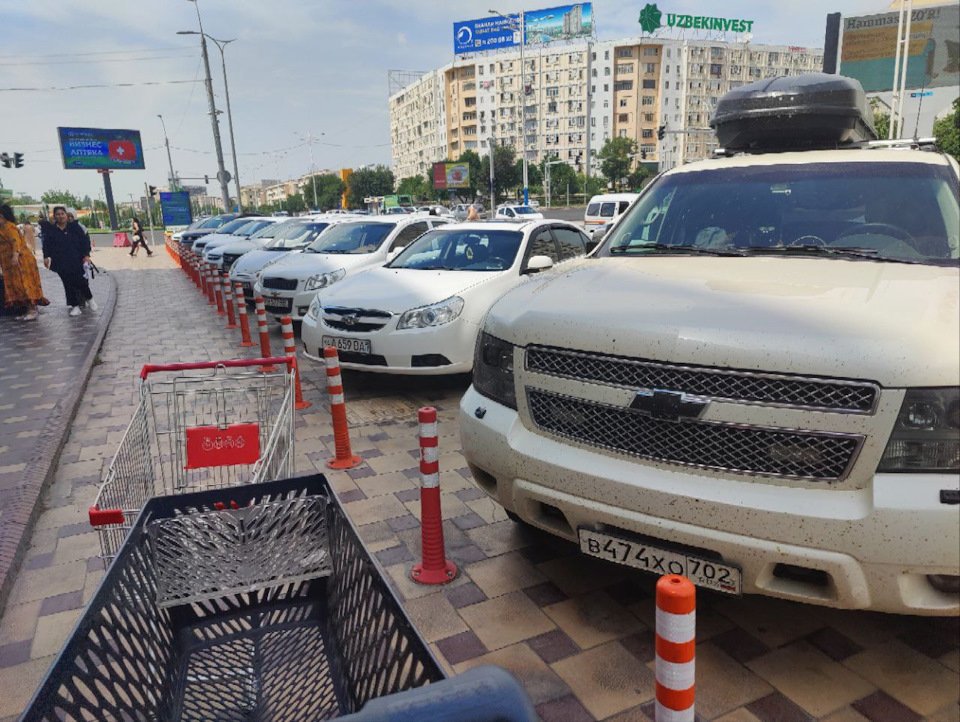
[0,204,47,321]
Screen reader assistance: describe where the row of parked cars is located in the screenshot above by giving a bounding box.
[175,74,959,616]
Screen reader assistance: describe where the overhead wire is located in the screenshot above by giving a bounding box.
[0,79,203,92]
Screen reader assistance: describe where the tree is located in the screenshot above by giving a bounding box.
[626,165,650,191]
[540,156,578,205]
[347,165,395,208]
[512,158,542,197]
[597,137,639,190]
[302,174,347,210]
[285,193,307,215]
[576,172,606,198]
[933,97,960,162]
[41,189,82,208]
[479,144,519,204]
[456,149,484,201]
[397,174,431,200]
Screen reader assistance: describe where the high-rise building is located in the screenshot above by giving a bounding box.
[563,5,583,37]
[389,35,823,182]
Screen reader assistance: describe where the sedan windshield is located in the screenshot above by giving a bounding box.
[264,222,330,250]
[217,218,258,235]
[249,220,289,240]
[513,206,539,215]
[307,222,394,254]
[389,228,523,271]
[233,220,274,237]
[599,162,960,265]
[199,216,229,229]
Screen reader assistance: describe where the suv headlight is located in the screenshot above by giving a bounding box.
[397,296,464,330]
[473,332,517,410]
[878,388,960,472]
[305,268,345,291]
[306,296,322,320]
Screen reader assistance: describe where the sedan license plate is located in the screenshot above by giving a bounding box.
[322,336,371,355]
[578,529,742,595]
[262,297,290,309]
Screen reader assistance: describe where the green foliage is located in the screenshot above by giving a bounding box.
[347,165,395,208]
[285,193,307,215]
[540,156,578,204]
[302,174,347,210]
[479,144,520,203]
[456,149,484,200]
[597,137,639,190]
[7,194,37,205]
[577,172,606,198]
[626,166,650,191]
[933,97,960,162]
[41,189,82,207]
[397,174,431,200]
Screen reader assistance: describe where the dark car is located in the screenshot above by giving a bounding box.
[179,213,257,248]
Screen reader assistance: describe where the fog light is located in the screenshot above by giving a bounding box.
[927,574,960,593]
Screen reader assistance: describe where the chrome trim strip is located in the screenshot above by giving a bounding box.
[525,345,881,415]
[323,306,394,319]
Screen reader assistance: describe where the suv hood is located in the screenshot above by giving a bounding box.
[261,250,381,279]
[486,257,960,386]
[322,267,498,314]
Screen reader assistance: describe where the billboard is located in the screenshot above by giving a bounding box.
[58,127,145,170]
[159,191,193,226]
[840,4,959,92]
[454,4,593,54]
[432,162,470,190]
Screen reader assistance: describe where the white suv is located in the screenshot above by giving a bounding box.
[459,75,960,615]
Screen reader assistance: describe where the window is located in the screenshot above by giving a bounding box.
[527,229,558,264]
[604,84,609,92]
[643,79,656,89]
[546,86,559,97]
[617,48,633,58]
[643,47,659,56]
[603,116,609,126]
[664,81,670,90]
[553,227,587,260]
[642,129,653,138]
[644,113,655,122]
[665,65,670,73]
[390,222,429,251]
[603,99,609,108]
[619,98,629,108]
[642,96,655,106]
[618,113,629,122]
[710,64,723,78]
[645,63,656,74]
[604,50,610,60]
[619,129,627,137]
[604,67,611,76]
[614,80,633,91]
[616,63,634,74]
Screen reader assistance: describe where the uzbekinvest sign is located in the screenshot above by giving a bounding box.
[638,3,754,34]
[58,127,145,170]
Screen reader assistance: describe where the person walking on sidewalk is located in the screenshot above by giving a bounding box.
[19,217,37,254]
[0,204,48,321]
[129,218,153,257]
[40,206,97,317]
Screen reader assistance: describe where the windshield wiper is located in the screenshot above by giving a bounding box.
[610,243,745,257]
[417,265,460,271]
[745,245,927,264]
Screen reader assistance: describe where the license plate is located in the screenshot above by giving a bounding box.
[262,297,290,309]
[241,282,252,292]
[322,336,371,355]
[578,528,742,595]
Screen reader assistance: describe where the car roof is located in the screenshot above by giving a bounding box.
[666,147,952,175]
[439,220,579,233]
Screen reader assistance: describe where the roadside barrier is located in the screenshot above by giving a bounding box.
[234,282,255,348]
[223,274,239,330]
[191,254,200,288]
[205,263,217,305]
[198,259,208,296]
[213,268,226,315]
[655,574,696,722]
[253,296,277,372]
[280,316,311,410]
[410,407,458,585]
[322,346,362,469]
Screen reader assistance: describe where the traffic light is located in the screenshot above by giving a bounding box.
[0,152,22,169]
[148,185,158,197]
[657,125,666,140]
[14,153,23,168]
[204,175,210,184]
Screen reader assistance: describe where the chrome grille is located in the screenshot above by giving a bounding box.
[527,389,862,481]
[261,277,298,291]
[526,346,878,414]
[322,307,391,333]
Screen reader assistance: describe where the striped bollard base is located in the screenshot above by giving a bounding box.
[223,274,239,329]
[254,296,278,372]
[234,282,256,347]
[410,407,458,585]
[655,574,696,722]
[323,346,362,469]
[280,316,311,410]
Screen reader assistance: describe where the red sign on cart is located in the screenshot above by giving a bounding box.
[185,423,260,469]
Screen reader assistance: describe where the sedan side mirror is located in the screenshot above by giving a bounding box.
[523,255,554,274]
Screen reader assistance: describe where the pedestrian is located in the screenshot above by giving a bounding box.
[0,204,48,321]
[467,204,480,221]
[39,206,97,317]
[19,217,37,254]
[129,217,153,257]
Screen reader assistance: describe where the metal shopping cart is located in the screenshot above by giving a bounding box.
[89,358,297,562]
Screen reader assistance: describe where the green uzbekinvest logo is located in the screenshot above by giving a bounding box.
[638,3,754,34]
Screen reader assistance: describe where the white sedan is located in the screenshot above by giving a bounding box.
[301,220,591,374]
[494,205,544,222]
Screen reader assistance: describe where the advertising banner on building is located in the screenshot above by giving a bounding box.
[454,3,593,54]
[57,127,145,170]
[840,4,959,92]
[432,162,470,190]
[159,191,193,226]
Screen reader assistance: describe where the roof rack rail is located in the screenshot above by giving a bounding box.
[859,137,937,150]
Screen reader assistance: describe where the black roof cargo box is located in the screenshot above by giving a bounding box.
[709,73,877,151]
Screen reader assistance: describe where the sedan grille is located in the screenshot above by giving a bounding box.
[260,277,298,291]
[526,346,878,414]
[526,388,862,481]
[222,253,243,269]
[322,307,391,333]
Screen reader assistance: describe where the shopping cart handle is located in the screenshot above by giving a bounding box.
[89,506,125,526]
[140,358,294,379]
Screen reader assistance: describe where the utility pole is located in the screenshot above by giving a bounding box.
[143,182,156,241]
[585,39,593,190]
[488,136,496,212]
[157,114,179,190]
[299,132,324,211]
[208,36,242,210]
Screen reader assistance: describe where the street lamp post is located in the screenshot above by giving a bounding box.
[207,35,242,211]
[489,9,529,205]
[179,0,230,212]
[157,114,179,190]
[297,132,325,211]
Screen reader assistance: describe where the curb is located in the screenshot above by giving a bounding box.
[0,272,119,613]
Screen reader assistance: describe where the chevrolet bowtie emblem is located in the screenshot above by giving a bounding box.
[341,313,359,326]
[629,389,709,422]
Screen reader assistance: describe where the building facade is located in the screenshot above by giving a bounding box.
[389,35,823,181]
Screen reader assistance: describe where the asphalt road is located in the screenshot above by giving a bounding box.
[537,206,586,224]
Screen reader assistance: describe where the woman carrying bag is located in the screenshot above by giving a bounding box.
[129,217,153,257]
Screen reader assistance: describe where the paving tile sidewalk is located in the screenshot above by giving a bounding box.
[0,248,957,721]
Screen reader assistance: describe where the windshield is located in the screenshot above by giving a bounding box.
[249,221,287,240]
[199,216,229,229]
[264,222,330,250]
[307,222,394,254]
[598,162,960,264]
[217,218,257,235]
[390,228,523,271]
[233,219,273,237]
[514,206,538,215]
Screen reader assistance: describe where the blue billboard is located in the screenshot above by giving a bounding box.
[454,4,593,54]
[58,127,145,170]
[160,191,193,226]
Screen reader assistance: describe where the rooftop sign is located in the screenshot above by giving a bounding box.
[638,3,754,35]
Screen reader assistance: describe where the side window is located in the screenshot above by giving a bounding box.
[389,222,428,251]
[526,228,559,264]
[553,227,587,260]
[617,201,631,214]
[600,202,616,217]
[506,208,515,217]
[429,219,449,228]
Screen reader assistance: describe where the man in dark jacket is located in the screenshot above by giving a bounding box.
[40,206,96,317]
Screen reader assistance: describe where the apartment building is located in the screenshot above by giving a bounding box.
[239,179,279,209]
[390,35,822,181]
[264,180,300,205]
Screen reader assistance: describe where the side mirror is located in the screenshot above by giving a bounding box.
[592,224,611,243]
[523,255,554,274]
[585,240,599,254]
[387,246,406,261]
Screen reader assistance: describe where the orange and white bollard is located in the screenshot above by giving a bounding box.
[198,258,208,295]
[234,282,255,347]
[655,575,696,722]
[191,254,201,288]
[205,263,217,304]
[410,407,458,585]
[223,273,239,329]
[280,316,311,410]
[323,346,362,469]
[253,296,278,372]
[213,268,226,315]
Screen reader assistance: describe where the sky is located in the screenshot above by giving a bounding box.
[0,0,884,203]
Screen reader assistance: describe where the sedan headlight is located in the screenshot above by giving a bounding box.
[473,332,517,410]
[306,296,322,320]
[878,388,960,472]
[305,268,345,291]
[396,296,464,330]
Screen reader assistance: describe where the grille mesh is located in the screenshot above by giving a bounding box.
[527,347,877,413]
[527,389,861,480]
[262,277,298,291]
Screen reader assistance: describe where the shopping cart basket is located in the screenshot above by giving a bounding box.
[22,474,538,722]
[89,358,297,562]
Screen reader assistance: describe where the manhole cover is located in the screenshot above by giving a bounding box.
[346,397,421,426]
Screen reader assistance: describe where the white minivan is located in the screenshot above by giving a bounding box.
[583,193,639,228]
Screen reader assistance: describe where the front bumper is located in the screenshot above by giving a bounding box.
[458,385,960,615]
[251,283,311,320]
